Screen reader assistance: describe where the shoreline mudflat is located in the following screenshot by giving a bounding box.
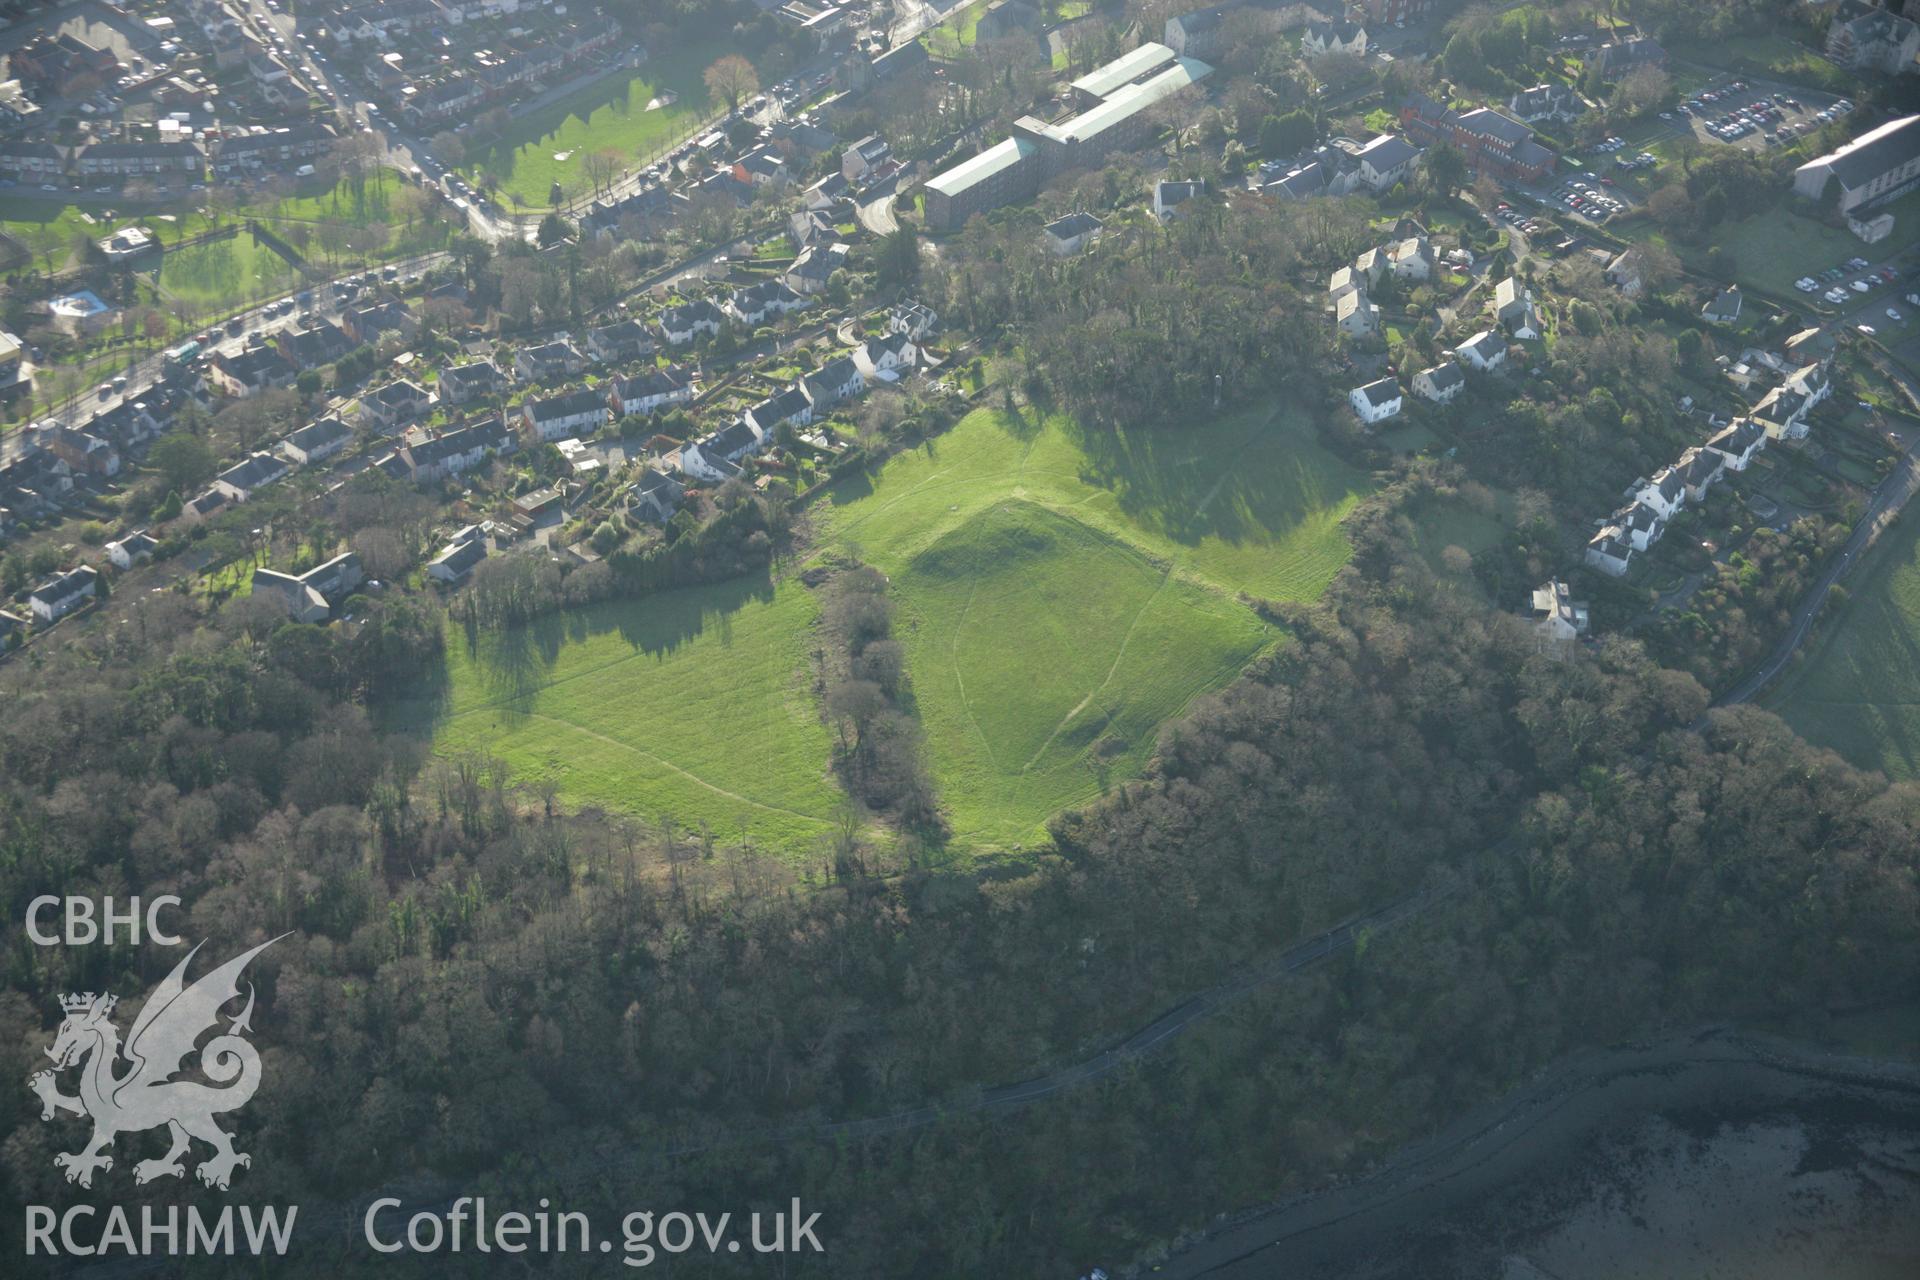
[1155,1026,1920,1279]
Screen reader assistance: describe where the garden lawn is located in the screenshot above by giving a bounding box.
[463,47,724,208]
[1376,420,1440,454]
[421,575,844,851]
[1672,33,1854,94]
[1405,496,1508,569]
[1769,507,1920,780]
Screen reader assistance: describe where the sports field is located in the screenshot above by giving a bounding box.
[462,47,722,208]
[424,575,844,849]
[1770,509,1920,779]
[420,402,1369,854]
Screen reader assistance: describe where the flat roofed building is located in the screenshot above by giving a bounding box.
[924,137,1043,231]
[923,45,1214,231]
[1069,41,1178,105]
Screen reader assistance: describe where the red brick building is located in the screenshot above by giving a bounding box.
[1400,96,1557,183]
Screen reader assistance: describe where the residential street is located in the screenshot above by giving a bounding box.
[1718,355,1920,708]
[857,175,902,237]
[1,247,449,469]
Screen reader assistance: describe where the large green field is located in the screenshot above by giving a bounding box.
[421,574,845,849]
[1769,509,1920,779]
[811,407,1364,845]
[416,402,1369,854]
[0,200,216,271]
[463,47,723,208]
[156,232,303,307]
[879,499,1274,847]
[820,406,1366,602]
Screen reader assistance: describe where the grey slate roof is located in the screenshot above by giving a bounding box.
[1355,377,1401,407]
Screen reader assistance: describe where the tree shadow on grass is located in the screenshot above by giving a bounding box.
[1812,573,1920,775]
[805,463,875,513]
[1063,409,1368,553]
[991,400,1045,445]
[445,567,781,724]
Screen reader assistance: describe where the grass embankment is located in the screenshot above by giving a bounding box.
[1770,505,1920,779]
[815,405,1366,848]
[422,403,1370,855]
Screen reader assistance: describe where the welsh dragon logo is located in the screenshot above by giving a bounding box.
[29,937,281,1190]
